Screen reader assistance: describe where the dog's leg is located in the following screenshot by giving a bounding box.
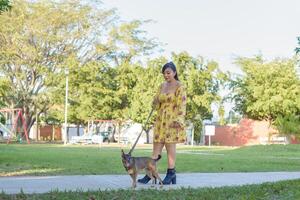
[152,170,163,186]
[145,169,156,187]
[130,173,137,188]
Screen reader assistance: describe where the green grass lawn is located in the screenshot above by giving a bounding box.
[1,144,300,176]
[1,179,300,200]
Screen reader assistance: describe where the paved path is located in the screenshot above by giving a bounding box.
[1,172,300,194]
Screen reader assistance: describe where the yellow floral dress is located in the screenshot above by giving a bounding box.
[153,83,187,143]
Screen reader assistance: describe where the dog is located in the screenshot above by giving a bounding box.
[121,149,163,188]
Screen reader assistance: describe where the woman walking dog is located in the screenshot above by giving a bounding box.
[138,61,187,185]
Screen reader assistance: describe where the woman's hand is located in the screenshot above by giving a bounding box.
[152,97,159,108]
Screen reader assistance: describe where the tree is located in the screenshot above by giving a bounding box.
[97,20,160,66]
[45,21,159,124]
[129,57,166,124]
[274,114,300,136]
[229,56,300,126]
[0,0,116,132]
[0,77,11,107]
[44,21,160,129]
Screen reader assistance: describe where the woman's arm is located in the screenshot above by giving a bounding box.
[152,84,162,109]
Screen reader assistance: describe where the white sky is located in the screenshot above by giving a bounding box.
[102,0,300,74]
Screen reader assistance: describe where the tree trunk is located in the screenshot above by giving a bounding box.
[67,127,69,142]
[52,125,55,141]
[118,122,121,144]
[77,124,80,136]
[146,129,150,144]
[35,111,39,141]
[267,116,273,143]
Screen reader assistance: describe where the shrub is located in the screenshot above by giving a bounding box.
[274,114,300,135]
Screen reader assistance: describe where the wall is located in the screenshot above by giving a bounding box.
[205,118,297,146]
[39,125,62,141]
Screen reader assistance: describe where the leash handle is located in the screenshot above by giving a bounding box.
[128,108,154,155]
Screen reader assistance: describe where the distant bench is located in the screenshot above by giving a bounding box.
[70,135,103,144]
[115,136,130,145]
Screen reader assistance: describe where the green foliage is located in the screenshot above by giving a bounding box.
[112,63,139,121]
[0,0,114,130]
[0,0,159,130]
[0,0,10,13]
[0,78,11,107]
[43,7,160,125]
[129,57,166,125]
[230,56,300,124]
[274,114,300,135]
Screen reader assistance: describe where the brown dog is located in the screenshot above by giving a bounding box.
[121,149,163,188]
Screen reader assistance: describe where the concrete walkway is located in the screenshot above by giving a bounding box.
[1,172,300,194]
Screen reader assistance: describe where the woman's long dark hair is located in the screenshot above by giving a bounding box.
[162,62,179,81]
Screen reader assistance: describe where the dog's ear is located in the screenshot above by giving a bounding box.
[121,149,125,157]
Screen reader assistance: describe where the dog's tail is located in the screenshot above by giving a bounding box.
[154,154,161,162]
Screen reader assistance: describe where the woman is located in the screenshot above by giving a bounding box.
[138,61,187,185]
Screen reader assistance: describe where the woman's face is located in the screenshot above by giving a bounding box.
[163,67,176,82]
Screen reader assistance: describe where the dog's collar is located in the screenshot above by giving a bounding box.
[125,166,132,171]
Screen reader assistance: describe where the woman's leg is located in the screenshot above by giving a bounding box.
[152,142,164,159]
[165,143,176,168]
[163,143,177,184]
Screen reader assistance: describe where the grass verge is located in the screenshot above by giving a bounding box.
[1,178,300,200]
[1,144,300,176]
